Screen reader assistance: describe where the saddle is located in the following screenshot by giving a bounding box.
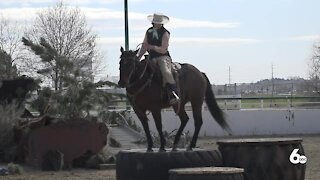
[171,62,182,71]
[145,55,183,105]
[170,62,182,105]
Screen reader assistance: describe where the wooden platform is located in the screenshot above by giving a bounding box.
[169,167,244,180]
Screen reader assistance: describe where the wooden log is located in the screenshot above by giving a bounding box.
[169,167,244,180]
[217,138,306,180]
[116,148,223,180]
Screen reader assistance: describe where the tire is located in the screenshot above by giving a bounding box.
[217,138,306,180]
[116,148,223,180]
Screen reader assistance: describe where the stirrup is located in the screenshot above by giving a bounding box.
[169,91,180,105]
[172,91,180,100]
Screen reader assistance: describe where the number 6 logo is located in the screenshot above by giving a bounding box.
[290,149,307,164]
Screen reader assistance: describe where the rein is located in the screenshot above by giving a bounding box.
[126,59,153,100]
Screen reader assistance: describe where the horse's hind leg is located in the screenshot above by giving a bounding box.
[188,103,203,150]
[151,110,166,152]
[172,107,189,151]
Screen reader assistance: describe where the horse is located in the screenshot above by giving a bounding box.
[118,47,231,151]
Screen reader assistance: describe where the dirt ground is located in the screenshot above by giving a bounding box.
[0,134,319,180]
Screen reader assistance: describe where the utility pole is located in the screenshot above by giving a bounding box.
[228,66,231,95]
[124,0,129,50]
[228,66,231,86]
[271,63,274,97]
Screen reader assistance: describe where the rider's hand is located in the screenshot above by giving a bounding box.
[148,45,155,51]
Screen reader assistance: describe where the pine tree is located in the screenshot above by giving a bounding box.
[23,37,114,120]
[0,49,18,79]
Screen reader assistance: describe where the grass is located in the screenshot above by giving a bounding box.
[7,163,24,175]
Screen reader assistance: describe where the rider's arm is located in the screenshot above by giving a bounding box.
[150,31,170,54]
[137,33,149,60]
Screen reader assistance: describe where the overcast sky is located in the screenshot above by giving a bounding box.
[1,0,320,84]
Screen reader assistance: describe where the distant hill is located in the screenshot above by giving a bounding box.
[212,77,312,96]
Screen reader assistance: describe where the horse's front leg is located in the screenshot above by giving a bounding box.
[151,110,166,152]
[136,111,153,152]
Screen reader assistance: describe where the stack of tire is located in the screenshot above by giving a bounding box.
[116,138,306,180]
[217,138,306,180]
[116,149,222,180]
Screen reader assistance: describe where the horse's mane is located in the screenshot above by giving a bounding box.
[140,59,161,83]
[120,50,137,59]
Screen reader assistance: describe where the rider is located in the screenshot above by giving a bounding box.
[136,13,179,105]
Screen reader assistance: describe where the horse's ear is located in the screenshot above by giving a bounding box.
[134,48,140,55]
[120,46,124,53]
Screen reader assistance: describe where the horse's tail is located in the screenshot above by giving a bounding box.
[203,73,232,135]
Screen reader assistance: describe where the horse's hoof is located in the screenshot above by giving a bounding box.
[158,148,166,152]
[171,147,178,152]
[186,147,193,151]
[146,149,154,152]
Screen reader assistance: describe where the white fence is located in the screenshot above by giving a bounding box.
[126,108,320,137]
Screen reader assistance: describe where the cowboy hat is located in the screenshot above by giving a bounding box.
[147,13,169,24]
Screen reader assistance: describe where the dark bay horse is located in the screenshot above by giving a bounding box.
[118,47,231,151]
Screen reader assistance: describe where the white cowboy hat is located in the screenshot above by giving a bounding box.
[147,13,169,24]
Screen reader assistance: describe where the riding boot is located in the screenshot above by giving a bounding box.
[166,83,180,105]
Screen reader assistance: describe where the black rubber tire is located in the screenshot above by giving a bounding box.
[116,148,223,180]
[217,138,306,180]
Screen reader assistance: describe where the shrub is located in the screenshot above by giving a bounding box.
[0,102,24,150]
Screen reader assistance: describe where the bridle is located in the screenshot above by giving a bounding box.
[122,56,154,100]
[125,58,136,88]
[125,57,144,88]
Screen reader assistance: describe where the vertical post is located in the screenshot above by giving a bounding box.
[224,100,227,111]
[124,0,129,50]
[271,64,274,103]
[291,83,294,107]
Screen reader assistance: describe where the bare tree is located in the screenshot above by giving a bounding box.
[0,15,23,62]
[0,15,25,79]
[24,1,104,89]
[308,42,320,94]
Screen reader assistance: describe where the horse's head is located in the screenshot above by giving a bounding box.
[118,46,140,88]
